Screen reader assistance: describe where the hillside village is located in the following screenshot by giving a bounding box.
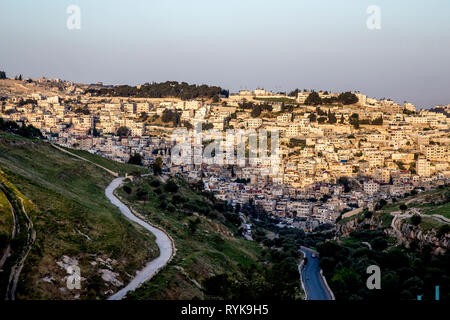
[1,77,449,232]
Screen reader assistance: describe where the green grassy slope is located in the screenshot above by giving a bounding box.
[341,185,450,230]
[0,187,13,251]
[385,186,450,218]
[60,146,148,176]
[0,132,158,299]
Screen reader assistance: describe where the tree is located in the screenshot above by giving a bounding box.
[304,92,322,105]
[188,217,201,233]
[203,123,214,130]
[410,215,421,226]
[328,110,337,124]
[203,274,232,298]
[316,107,326,116]
[117,126,130,137]
[437,224,450,238]
[164,180,179,193]
[0,119,42,138]
[371,116,383,125]
[371,237,388,251]
[251,105,262,118]
[85,81,227,100]
[338,92,359,105]
[350,113,359,129]
[182,121,193,129]
[161,109,180,125]
[136,189,148,203]
[375,199,387,210]
[399,204,408,212]
[123,185,132,194]
[152,157,163,175]
[308,113,317,122]
[317,117,327,124]
[128,153,142,166]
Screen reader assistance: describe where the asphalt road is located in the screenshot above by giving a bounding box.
[299,247,333,300]
[106,177,174,300]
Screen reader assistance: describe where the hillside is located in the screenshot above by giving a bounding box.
[0,131,303,300]
[116,176,303,300]
[324,186,450,300]
[0,132,158,299]
[337,185,450,254]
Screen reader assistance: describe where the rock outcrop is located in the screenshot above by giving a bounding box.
[336,214,450,255]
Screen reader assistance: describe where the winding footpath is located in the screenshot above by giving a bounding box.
[50,144,175,300]
[105,177,175,300]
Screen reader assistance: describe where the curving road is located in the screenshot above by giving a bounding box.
[299,247,334,300]
[106,177,174,300]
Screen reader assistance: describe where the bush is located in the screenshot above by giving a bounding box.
[123,185,132,194]
[167,203,176,213]
[172,194,186,204]
[410,215,421,226]
[150,179,160,188]
[437,224,450,238]
[371,237,388,251]
[203,274,232,298]
[304,92,322,105]
[364,210,373,219]
[164,180,179,193]
[159,200,168,210]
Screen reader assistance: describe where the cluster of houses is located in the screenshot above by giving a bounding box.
[1,83,449,232]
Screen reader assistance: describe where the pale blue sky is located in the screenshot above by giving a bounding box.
[1,0,450,107]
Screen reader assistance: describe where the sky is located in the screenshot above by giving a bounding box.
[1,0,450,108]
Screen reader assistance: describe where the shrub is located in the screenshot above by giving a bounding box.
[410,215,421,226]
[123,185,132,194]
[150,179,160,188]
[437,224,450,238]
[159,200,168,210]
[371,237,388,251]
[164,180,179,193]
[172,194,186,204]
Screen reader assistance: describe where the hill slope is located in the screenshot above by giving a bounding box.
[0,132,158,299]
[116,176,302,300]
[325,186,450,300]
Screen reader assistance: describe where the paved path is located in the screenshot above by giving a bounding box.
[299,247,334,300]
[50,144,175,299]
[106,177,174,300]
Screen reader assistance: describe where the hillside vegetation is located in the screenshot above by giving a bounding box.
[117,176,302,300]
[0,186,13,251]
[0,132,158,299]
[318,230,450,300]
[328,185,450,300]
